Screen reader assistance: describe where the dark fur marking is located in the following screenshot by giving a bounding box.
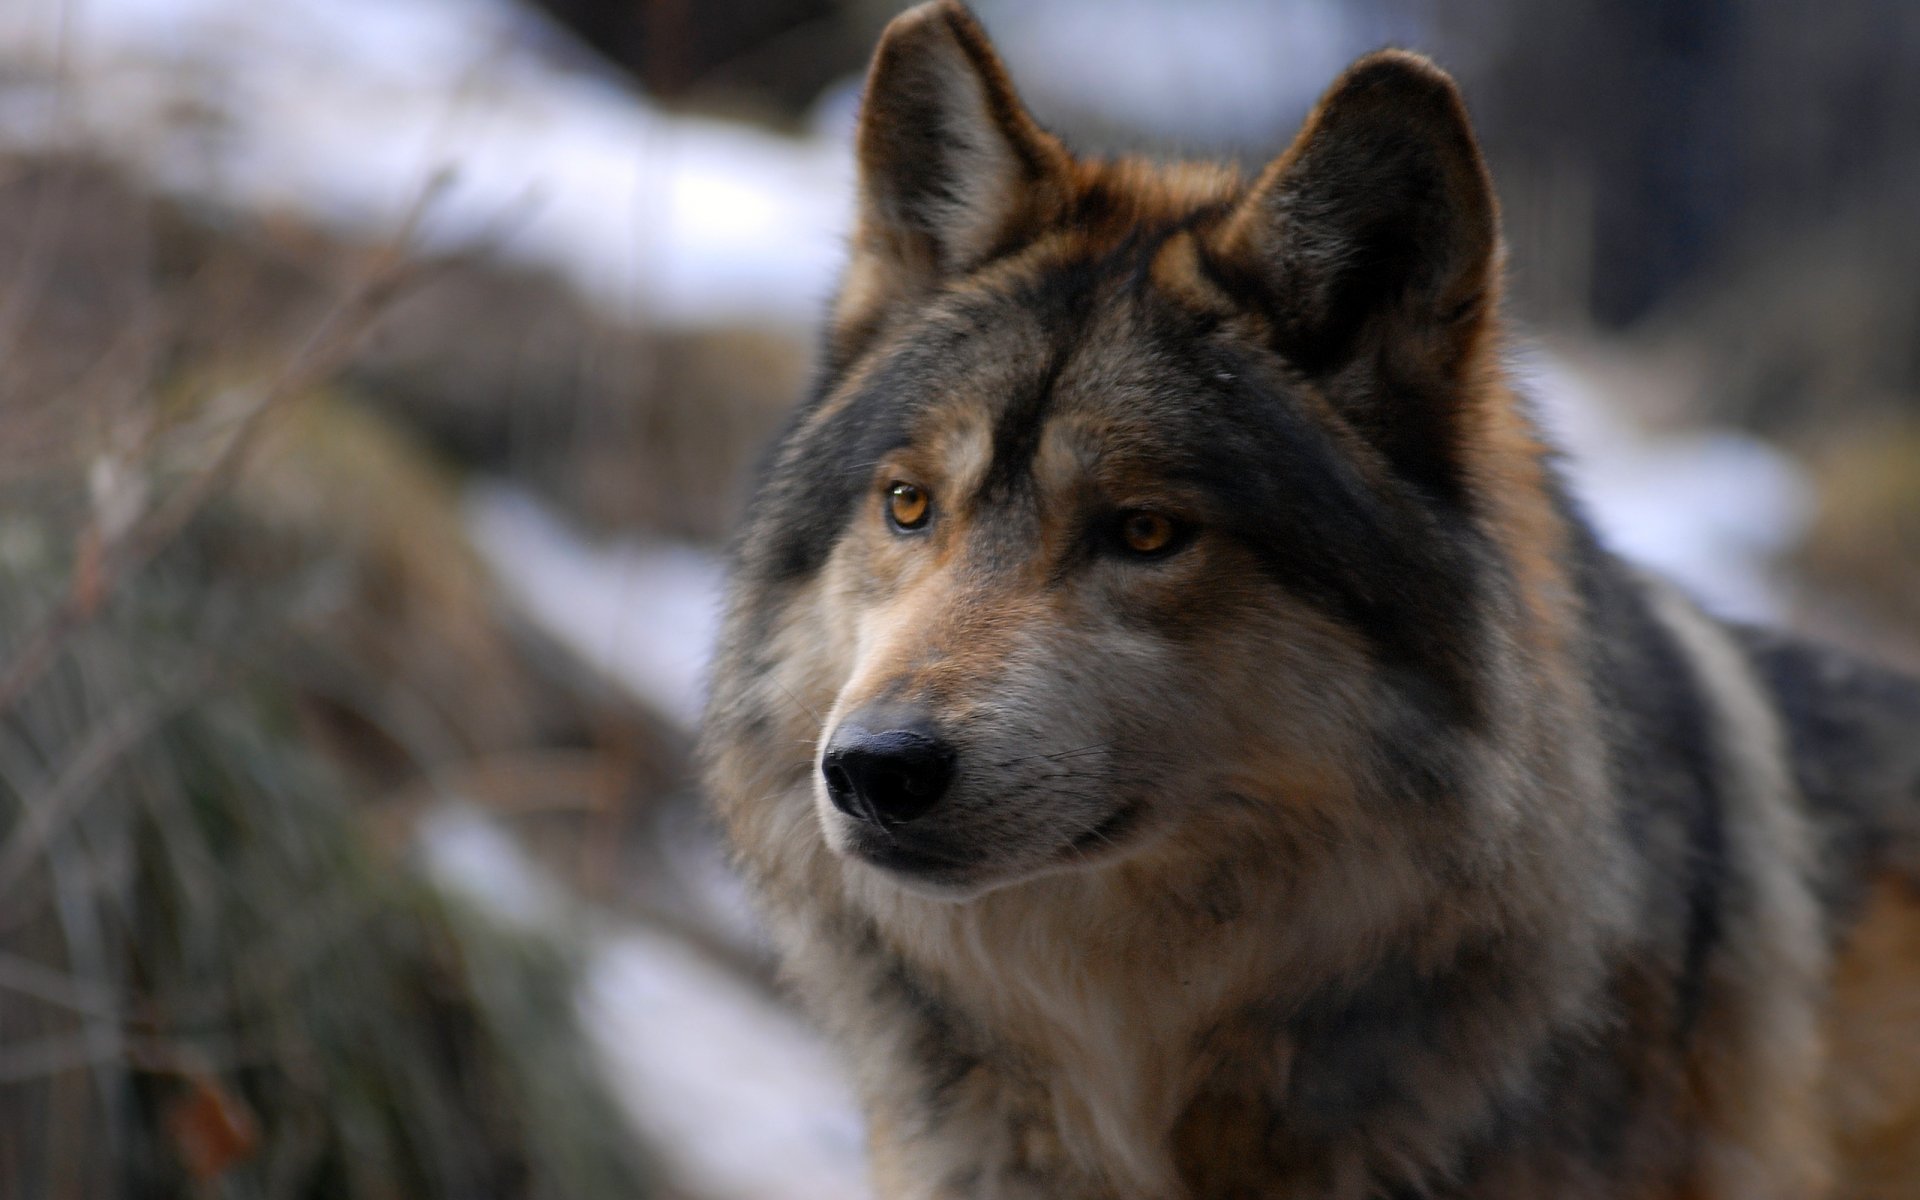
[1438,1015,1657,1197]
[1135,301,1493,728]
[743,321,993,586]
[977,336,1073,507]
[1285,940,1497,1133]
[866,949,990,1120]
[1283,932,1667,1196]
[1369,701,1475,810]
[974,225,1203,516]
[1558,512,1729,1041]
[1734,627,1920,936]
[1123,202,1236,296]
[1191,855,1247,925]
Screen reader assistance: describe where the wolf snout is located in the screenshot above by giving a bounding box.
[821,714,956,826]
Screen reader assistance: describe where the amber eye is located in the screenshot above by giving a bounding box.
[1119,510,1180,556]
[887,481,931,531]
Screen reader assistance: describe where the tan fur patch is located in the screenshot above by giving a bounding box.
[1646,582,1833,1198]
[1828,875,1920,1199]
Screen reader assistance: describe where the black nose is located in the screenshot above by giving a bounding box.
[821,718,956,826]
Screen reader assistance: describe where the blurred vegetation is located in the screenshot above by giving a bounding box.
[351,265,806,542]
[0,641,654,1197]
[0,154,671,1197]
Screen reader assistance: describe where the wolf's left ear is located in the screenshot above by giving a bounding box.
[837,2,1070,329]
[1212,52,1499,498]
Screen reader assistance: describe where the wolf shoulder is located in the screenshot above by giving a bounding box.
[1731,622,1920,901]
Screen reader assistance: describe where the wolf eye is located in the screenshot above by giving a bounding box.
[1117,510,1183,557]
[886,481,931,531]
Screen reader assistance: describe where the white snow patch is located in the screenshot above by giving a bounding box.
[1522,347,1812,622]
[463,483,721,730]
[419,802,870,1200]
[0,0,852,327]
[419,802,568,928]
[584,933,871,1200]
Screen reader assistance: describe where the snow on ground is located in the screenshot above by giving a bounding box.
[422,804,872,1200]
[584,933,871,1200]
[464,483,722,731]
[0,0,852,328]
[1521,345,1811,623]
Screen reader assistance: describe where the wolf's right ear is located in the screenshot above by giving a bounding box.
[836,2,1070,335]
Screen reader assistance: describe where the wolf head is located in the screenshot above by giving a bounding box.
[706,2,1556,905]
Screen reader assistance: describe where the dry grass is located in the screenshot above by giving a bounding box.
[0,153,664,1198]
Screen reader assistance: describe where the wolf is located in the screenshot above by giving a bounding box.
[699,3,1920,1196]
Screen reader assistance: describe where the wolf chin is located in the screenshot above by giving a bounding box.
[700,4,1920,1196]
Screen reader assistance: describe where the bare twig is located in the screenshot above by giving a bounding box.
[0,176,452,722]
[0,0,84,366]
[0,949,118,1018]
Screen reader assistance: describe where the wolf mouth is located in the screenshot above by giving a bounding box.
[842,828,977,879]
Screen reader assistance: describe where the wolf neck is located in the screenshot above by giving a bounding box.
[853,843,1616,1197]
[852,755,1620,1197]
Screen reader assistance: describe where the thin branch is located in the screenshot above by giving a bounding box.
[0,174,453,722]
[0,949,118,1018]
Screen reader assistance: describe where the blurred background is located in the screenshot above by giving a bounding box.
[0,0,1914,1196]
